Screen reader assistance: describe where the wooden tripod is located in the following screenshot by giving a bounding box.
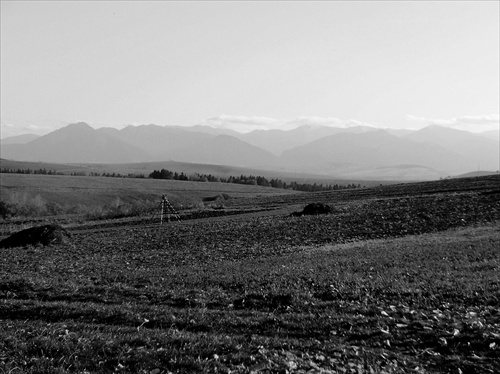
[152,195,181,224]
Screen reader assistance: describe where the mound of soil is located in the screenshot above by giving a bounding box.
[202,193,230,202]
[292,203,334,217]
[0,224,71,249]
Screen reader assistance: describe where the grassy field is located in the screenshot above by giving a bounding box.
[0,175,499,373]
[0,173,300,218]
[0,159,391,187]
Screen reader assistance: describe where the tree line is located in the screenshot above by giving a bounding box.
[149,169,362,192]
[1,168,145,178]
[1,168,64,175]
[0,167,362,192]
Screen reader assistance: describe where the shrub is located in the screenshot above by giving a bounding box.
[0,201,15,219]
[1,192,158,221]
[5,192,49,217]
[83,199,157,220]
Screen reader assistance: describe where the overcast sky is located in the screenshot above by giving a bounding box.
[1,1,499,138]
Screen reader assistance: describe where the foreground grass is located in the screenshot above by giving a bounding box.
[1,223,499,374]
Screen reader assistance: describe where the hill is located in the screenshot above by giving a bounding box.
[0,173,301,213]
[0,159,391,187]
[450,170,500,178]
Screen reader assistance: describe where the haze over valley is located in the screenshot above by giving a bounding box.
[1,121,498,181]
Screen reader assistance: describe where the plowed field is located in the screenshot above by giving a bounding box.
[1,175,499,373]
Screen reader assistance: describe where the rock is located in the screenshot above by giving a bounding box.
[0,224,71,249]
[286,361,298,370]
[249,361,268,373]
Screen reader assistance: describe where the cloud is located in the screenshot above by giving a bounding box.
[406,114,499,132]
[0,121,40,139]
[0,118,72,139]
[205,115,281,132]
[202,115,377,133]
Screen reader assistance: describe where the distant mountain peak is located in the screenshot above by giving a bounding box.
[59,122,95,134]
[418,124,470,135]
[67,122,93,129]
[408,124,484,142]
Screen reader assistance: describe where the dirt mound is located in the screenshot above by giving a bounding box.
[202,193,230,202]
[292,203,334,217]
[0,224,71,249]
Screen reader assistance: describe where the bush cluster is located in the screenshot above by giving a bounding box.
[0,192,62,218]
[0,193,156,220]
[83,198,156,220]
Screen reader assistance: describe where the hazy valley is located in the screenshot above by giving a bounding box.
[1,122,498,181]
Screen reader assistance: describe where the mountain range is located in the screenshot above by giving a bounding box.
[1,122,498,180]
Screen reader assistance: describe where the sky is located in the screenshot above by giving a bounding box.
[1,1,499,138]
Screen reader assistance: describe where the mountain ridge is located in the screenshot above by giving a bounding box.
[0,133,40,145]
[2,122,150,163]
[279,129,465,174]
[1,122,498,180]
